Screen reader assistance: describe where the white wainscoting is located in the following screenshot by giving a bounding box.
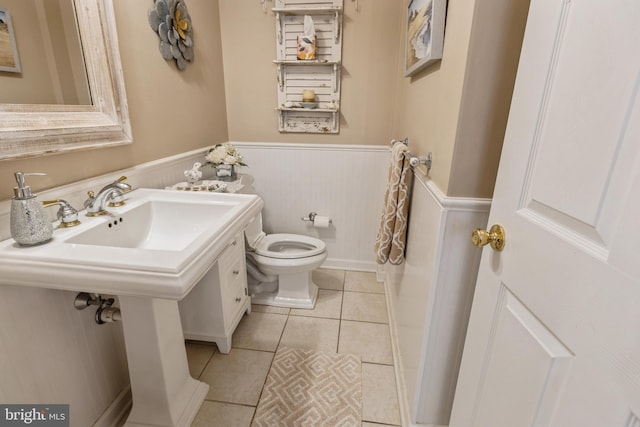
[0,286,130,427]
[0,144,389,426]
[384,173,491,427]
[231,142,390,271]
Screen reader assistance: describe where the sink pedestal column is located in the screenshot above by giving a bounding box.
[119,296,208,427]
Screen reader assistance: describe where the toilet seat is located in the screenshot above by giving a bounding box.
[244,214,326,259]
[254,233,326,259]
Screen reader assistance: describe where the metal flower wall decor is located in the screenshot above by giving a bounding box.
[148,0,194,70]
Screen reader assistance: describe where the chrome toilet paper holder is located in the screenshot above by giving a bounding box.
[301,212,332,225]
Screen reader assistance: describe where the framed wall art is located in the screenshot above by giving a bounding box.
[405,0,446,77]
[0,9,21,73]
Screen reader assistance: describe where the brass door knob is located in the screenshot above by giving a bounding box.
[471,224,506,251]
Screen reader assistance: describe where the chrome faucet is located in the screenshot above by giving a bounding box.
[84,176,132,217]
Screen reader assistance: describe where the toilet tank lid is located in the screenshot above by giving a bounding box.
[244,213,266,250]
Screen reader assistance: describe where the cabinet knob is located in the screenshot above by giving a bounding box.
[235,297,241,302]
[233,270,240,275]
[232,240,237,246]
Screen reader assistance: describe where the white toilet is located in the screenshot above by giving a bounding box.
[244,212,327,309]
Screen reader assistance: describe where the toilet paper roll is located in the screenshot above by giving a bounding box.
[313,215,331,229]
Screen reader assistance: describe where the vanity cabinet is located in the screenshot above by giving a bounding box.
[273,0,343,133]
[179,232,250,354]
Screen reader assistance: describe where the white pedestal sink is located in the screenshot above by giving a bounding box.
[0,188,264,427]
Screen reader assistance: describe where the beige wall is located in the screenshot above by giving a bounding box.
[0,1,60,104]
[392,0,529,198]
[392,0,475,196]
[1,0,91,104]
[448,0,530,197]
[0,0,529,201]
[0,0,228,200]
[221,0,528,197]
[42,0,90,105]
[219,0,528,197]
[219,0,403,145]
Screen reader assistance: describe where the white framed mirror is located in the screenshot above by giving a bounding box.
[0,0,131,160]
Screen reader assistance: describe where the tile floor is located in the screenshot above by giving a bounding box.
[187,269,402,427]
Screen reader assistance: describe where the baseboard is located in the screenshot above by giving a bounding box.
[92,386,132,427]
[386,275,448,427]
[384,273,412,427]
[321,258,377,272]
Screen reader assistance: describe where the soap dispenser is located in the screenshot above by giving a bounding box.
[10,172,54,246]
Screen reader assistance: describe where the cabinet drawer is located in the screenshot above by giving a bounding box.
[222,255,245,298]
[218,233,242,266]
[218,233,248,320]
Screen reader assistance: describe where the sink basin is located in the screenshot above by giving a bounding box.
[68,199,236,250]
[0,188,264,299]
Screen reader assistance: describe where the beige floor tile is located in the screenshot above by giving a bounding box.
[185,342,216,379]
[200,348,273,406]
[342,292,389,324]
[345,271,385,294]
[251,304,290,315]
[192,401,255,427]
[290,289,343,319]
[232,312,287,352]
[312,268,345,290]
[362,363,401,425]
[278,316,340,353]
[338,320,393,365]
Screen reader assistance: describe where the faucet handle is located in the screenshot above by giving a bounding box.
[115,176,131,189]
[43,199,80,228]
[109,176,131,207]
[84,191,96,210]
[112,176,132,193]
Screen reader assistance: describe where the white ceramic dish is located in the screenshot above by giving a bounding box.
[166,180,228,192]
[300,102,318,109]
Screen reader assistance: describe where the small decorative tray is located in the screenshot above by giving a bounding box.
[165,180,228,192]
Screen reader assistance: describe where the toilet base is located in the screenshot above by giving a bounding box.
[249,272,319,309]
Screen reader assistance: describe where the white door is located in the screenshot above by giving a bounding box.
[449,0,640,426]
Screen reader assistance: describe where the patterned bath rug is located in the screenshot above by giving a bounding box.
[252,347,361,427]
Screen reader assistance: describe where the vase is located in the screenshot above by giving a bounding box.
[215,164,237,182]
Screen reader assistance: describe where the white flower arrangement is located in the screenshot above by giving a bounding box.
[204,143,247,168]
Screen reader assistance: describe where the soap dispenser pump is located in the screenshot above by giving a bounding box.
[10,172,54,246]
